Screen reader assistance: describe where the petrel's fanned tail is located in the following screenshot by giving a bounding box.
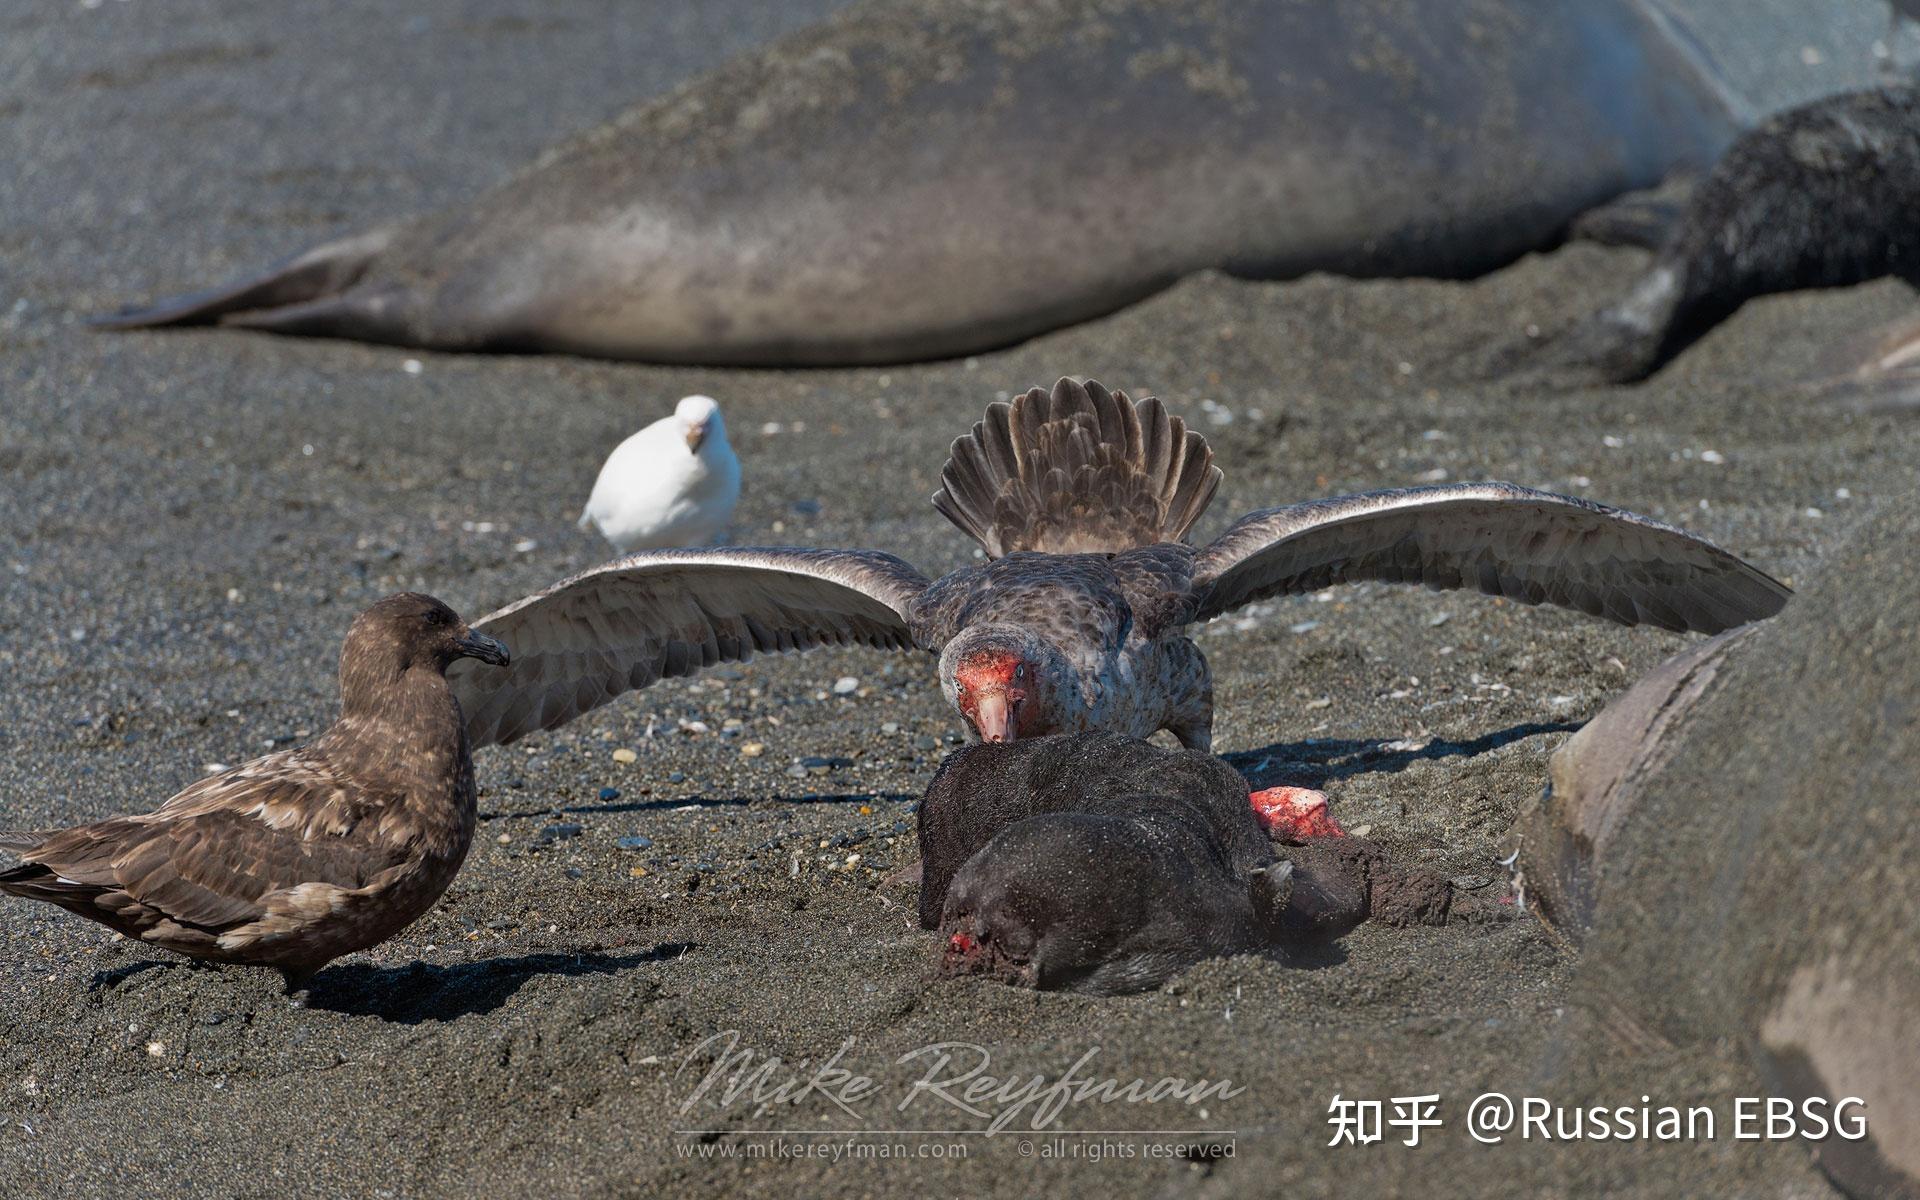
[933,376,1221,557]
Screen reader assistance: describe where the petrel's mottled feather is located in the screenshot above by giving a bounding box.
[932,378,1220,557]
[1192,483,1791,633]
[447,548,934,748]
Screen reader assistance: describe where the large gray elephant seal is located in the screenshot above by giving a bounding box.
[1519,503,1919,1199]
[96,0,1745,365]
[1509,624,1759,941]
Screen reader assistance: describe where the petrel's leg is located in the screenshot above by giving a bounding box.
[1167,717,1212,753]
[1249,786,1345,842]
[1163,644,1214,751]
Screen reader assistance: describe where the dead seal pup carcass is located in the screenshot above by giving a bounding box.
[96,0,1743,365]
[918,732,1458,995]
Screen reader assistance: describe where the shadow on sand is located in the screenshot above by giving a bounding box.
[481,790,917,823]
[89,944,692,1023]
[310,944,692,1021]
[1223,720,1580,790]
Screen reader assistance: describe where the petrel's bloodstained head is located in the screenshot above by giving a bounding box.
[953,648,1031,743]
[939,624,1061,744]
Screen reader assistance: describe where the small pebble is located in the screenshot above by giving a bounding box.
[740,742,766,757]
[668,771,687,784]
[612,748,638,765]
[832,676,859,695]
[496,833,512,846]
[599,786,621,802]
[616,835,654,850]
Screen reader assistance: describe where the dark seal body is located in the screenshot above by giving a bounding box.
[918,732,1455,994]
[919,732,1277,994]
[99,0,1740,365]
[1499,84,1920,381]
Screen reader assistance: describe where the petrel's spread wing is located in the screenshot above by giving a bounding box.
[448,548,934,748]
[1192,483,1790,633]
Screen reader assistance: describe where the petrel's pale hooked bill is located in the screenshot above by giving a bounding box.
[447,378,1790,753]
[0,593,510,1003]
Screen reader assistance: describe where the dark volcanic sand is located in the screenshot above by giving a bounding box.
[2,2,1915,1196]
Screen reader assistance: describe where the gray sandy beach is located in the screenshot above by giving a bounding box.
[1,1,1914,1195]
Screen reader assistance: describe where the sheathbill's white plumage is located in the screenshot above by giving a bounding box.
[578,395,742,552]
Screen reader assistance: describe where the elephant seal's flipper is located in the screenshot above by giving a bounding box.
[91,227,397,333]
[1566,174,1699,249]
[1808,313,1920,413]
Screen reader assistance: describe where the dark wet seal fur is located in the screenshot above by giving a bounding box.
[1486,84,1920,383]
[917,732,1458,995]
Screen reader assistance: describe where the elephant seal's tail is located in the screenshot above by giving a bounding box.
[89,227,396,332]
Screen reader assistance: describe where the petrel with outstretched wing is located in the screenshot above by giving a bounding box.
[450,378,1789,751]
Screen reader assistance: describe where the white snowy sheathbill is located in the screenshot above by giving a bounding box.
[578,395,742,552]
